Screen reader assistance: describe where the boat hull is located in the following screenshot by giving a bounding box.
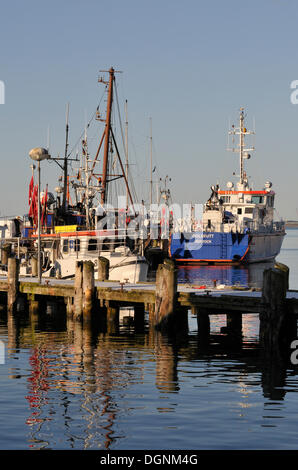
[46,253,149,283]
[170,231,285,264]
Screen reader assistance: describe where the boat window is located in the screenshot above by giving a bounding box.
[251,196,264,204]
[245,207,253,214]
[74,239,80,252]
[43,241,53,249]
[88,239,98,251]
[237,208,242,214]
[63,239,68,253]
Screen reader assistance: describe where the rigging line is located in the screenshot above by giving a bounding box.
[110,127,135,214]
[114,82,126,155]
[67,87,107,158]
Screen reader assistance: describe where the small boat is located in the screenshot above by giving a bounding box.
[169,108,285,264]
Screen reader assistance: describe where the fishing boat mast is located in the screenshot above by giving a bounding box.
[125,99,129,212]
[62,103,70,211]
[100,67,114,205]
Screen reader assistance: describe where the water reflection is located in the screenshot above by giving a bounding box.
[178,261,275,288]
[1,305,297,450]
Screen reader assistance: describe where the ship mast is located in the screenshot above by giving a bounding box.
[101,67,114,205]
[150,117,153,206]
[62,103,70,211]
[125,100,129,211]
[228,107,255,187]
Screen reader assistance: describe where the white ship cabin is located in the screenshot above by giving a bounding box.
[202,179,282,234]
[40,228,136,266]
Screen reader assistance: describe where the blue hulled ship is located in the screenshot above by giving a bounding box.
[170,108,285,264]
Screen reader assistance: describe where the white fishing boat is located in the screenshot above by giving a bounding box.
[1,68,149,282]
[40,229,148,282]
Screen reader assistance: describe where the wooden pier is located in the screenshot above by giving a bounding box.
[1,257,298,356]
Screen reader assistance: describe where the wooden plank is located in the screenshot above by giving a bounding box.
[96,287,155,304]
[19,282,75,298]
[178,293,262,313]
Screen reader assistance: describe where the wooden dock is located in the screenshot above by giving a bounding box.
[1,257,298,356]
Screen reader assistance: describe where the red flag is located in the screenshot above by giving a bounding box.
[41,186,48,227]
[31,185,38,227]
[28,175,34,205]
[29,184,37,219]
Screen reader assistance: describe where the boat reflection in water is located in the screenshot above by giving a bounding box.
[177,260,275,289]
[2,308,291,450]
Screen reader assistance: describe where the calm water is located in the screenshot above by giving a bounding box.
[1,230,298,450]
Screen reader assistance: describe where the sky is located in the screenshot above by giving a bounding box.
[0,0,298,219]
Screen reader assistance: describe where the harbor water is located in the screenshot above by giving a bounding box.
[0,229,298,450]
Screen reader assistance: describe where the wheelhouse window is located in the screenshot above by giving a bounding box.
[88,239,98,251]
[74,239,80,252]
[251,196,264,204]
[63,239,69,253]
[245,207,254,214]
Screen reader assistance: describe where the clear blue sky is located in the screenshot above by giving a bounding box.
[0,0,298,219]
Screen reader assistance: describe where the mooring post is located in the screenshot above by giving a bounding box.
[226,312,243,340]
[260,262,289,354]
[1,243,11,266]
[7,257,19,314]
[148,303,155,326]
[66,297,73,318]
[134,304,145,332]
[73,261,83,321]
[106,302,119,334]
[154,259,177,332]
[82,261,95,322]
[27,293,39,317]
[193,306,210,346]
[175,305,189,333]
[97,256,110,281]
[31,256,38,277]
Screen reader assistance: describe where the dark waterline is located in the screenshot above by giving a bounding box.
[0,230,298,450]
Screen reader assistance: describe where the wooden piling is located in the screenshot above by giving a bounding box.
[134,304,145,332]
[27,294,39,316]
[154,259,177,332]
[195,307,210,346]
[66,297,73,318]
[259,262,289,354]
[97,256,109,281]
[1,243,11,265]
[7,257,19,314]
[31,256,38,277]
[147,303,155,323]
[107,303,119,334]
[226,312,242,339]
[82,261,95,321]
[175,305,189,333]
[73,261,83,321]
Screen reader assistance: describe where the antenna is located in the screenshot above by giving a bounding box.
[150,117,153,207]
[227,108,255,185]
[62,102,70,211]
[125,100,129,211]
